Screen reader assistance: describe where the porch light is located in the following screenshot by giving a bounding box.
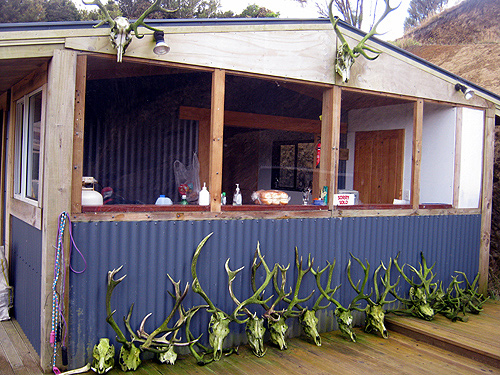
[153,30,170,55]
[455,83,474,100]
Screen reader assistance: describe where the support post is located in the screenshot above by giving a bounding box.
[40,49,77,372]
[320,85,341,210]
[209,69,225,212]
[411,99,423,210]
[479,105,495,294]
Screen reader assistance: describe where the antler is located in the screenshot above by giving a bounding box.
[105,266,129,344]
[395,252,438,296]
[225,257,275,324]
[139,275,190,352]
[282,248,315,318]
[82,0,116,29]
[346,253,372,311]
[374,259,399,306]
[128,0,178,38]
[311,260,356,342]
[328,0,399,82]
[191,233,225,315]
[250,242,280,314]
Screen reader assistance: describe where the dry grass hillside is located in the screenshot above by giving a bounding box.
[400,0,500,96]
[398,0,500,298]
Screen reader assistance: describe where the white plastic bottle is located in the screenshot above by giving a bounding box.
[233,184,242,205]
[155,195,172,205]
[198,182,210,206]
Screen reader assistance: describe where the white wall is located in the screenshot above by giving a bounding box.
[458,107,484,208]
[346,103,414,201]
[420,104,456,204]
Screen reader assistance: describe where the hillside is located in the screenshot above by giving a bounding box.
[399,0,500,298]
[401,0,500,96]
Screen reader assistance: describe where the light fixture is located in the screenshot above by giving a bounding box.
[153,30,170,55]
[455,83,474,100]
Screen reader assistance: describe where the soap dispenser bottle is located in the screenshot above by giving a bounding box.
[198,182,210,206]
[233,184,242,205]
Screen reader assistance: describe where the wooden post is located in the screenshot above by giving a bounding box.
[320,86,341,210]
[40,50,77,372]
[453,107,463,208]
[411,99,424,210]
[209,69,225,212]
[478,105,495,294]
[0,93,8,246]
[71,55,87,214]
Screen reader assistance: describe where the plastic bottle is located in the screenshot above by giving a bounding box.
[155,195,172,205]
[221,192,227,205]
[198,182,210,206]
[233,184,242,205]
[81,177,103,206]
[180,195,188,205]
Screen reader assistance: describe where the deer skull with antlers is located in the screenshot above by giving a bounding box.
[82,0,177,62]
[312,260,356,342]
[328,0,399,82]
[225,244,278,357]
[347,255,399,339]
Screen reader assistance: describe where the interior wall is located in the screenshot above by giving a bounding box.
[346,103,414,200]
[257,129,315,205]
[420,104,456,204]
[458,107,485,208]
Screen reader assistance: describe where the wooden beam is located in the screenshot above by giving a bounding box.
[320,86,341,210]
[453,107,462,208]
[0,93,7,246]
[71,55,87,214]
[209,69,225,212]
[40,49,77,372]
[479,105,495,294]
[411,99,424,210]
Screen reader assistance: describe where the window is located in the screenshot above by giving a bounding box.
[272,140,315,192]
[14,88,43,202]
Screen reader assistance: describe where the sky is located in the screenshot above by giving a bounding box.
[219,0,464,41]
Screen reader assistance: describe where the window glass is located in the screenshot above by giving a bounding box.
[14,89,42,203]
[27,91,42,200]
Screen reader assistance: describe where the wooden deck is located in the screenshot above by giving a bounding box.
[1,300,499,374]
[0,319,43,375]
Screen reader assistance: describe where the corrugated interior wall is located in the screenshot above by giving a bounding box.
[10,216,42,355]
[68,214,481,368]
[83,73,207,205]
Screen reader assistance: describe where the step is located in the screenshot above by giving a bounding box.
[385,300,500,369]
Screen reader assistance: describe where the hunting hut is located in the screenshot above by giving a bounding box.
[0,14,498,372]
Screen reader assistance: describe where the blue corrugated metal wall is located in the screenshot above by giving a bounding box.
[10,216,42,355]
[68,214,481,368]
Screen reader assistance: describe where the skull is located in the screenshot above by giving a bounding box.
[335,44,355,83]
[208,311,230,361]
[157,345,177,365]
[91,338,115,374]
[364,304,388,338]
[268,315,288,350]
[118,343,141,372]
[410,286,435,320]
[245,314,266,357]
[109,17,133,63]
[299,309,321,346]
[335,307,356,342]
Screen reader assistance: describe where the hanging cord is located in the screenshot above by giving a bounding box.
[51,212,87,374]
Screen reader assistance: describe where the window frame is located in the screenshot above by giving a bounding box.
[271,140,316,192]
[13,86,44,206]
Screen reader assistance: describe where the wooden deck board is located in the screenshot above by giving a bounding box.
[385,300,500,368]
[1,300,500,375]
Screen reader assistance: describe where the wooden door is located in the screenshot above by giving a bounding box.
[353,129,404,204]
